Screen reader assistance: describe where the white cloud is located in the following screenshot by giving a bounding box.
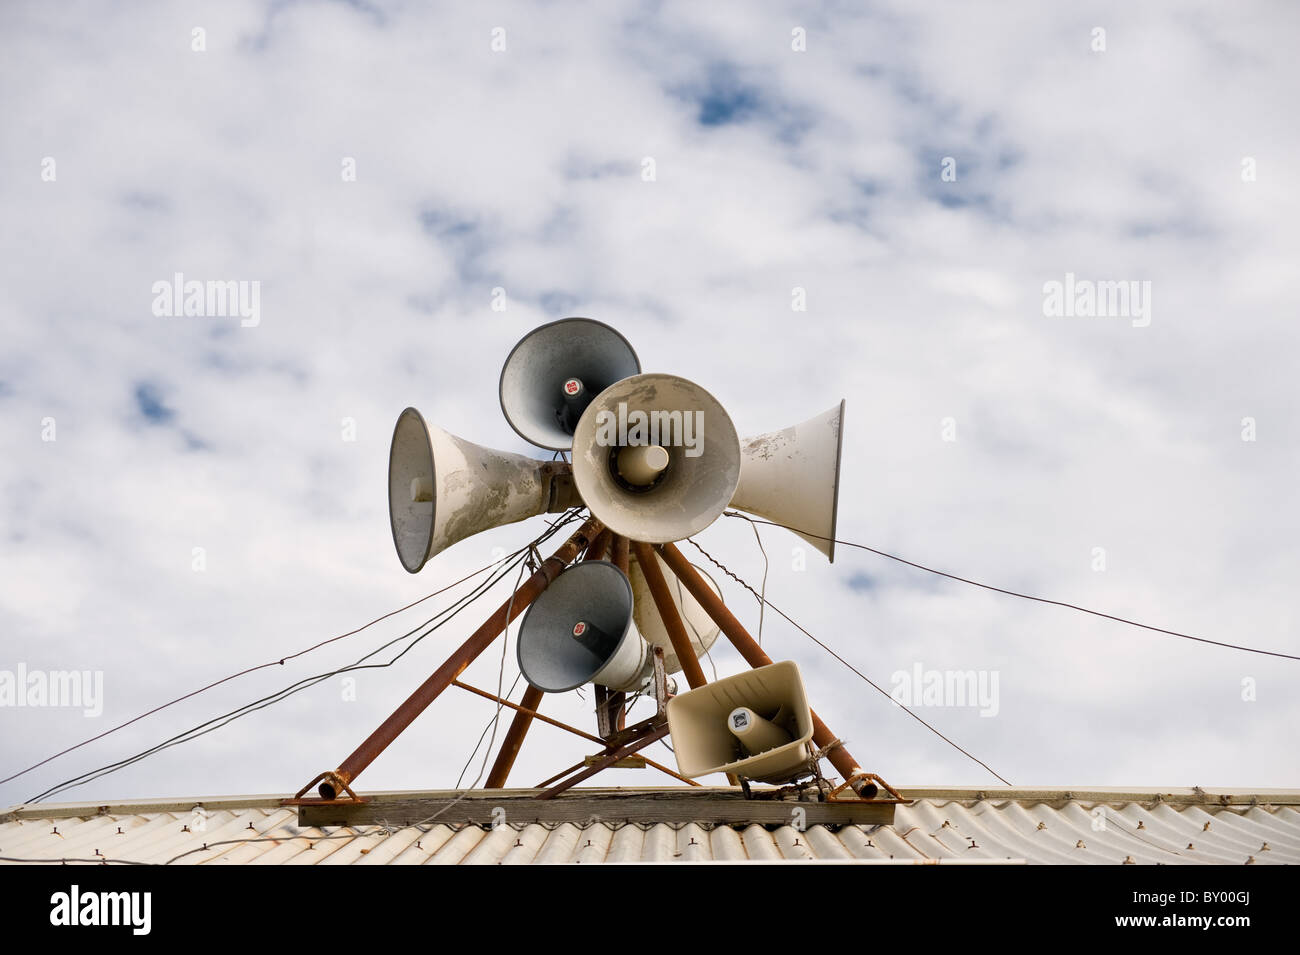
[0,0,1296,806]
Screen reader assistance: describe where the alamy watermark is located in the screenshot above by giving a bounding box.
[1042,272,1151,327]
[593,402,703,457]
[0,664,103,717]
[890,663,999,717]
[152,272,260,327]
[50,885,151,935]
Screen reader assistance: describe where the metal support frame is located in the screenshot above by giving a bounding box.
[583,528,612,562]
[450,678,698,787]
[535,723,672,800]
[484,685,544,788]
[486,529,619,787]
[657,541,881,800]
[609,534,630,574]
[532,646,673,798]
[298,517,604,802]
[292,518,890,804]
[594,685,627,740]
[630,540,708,690]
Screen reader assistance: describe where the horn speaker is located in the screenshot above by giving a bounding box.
[730,400,845,562]
[388,407,578,573]
[516,561,651,693]
[499,317,641,451]
[571,373,741,543]
[666,660,814,783]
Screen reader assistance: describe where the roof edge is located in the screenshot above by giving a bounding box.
[6,785,1299,821]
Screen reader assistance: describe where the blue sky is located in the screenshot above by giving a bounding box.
[1,0,1297,806]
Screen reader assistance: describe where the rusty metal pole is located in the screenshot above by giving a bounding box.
[657,541,877,797]
[610,534,630,574]
[486,532,611,788]
[484,685,544,788]
[315,517,603,799]
[451,679,698,786]
[631,541,707,690]
[599,534,631,733]
[535,723,672,799]
[584,528,612,562]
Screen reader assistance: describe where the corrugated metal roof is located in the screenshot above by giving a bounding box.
[3,788,1296,865]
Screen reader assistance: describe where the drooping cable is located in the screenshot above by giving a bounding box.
[21,512,585,803]
[723,513,1300,662]
[685,535,1013,786]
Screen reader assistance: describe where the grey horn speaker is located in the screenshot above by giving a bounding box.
[499,317,641,451]
[516,561,650,693]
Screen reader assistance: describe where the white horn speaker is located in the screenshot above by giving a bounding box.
[730,399,845,562]
[388,407,579,573]
[666,660,815,783]
[628,550,721,675]
[516,561,651,693]
[571,373,741,543]
[499,317,642,451]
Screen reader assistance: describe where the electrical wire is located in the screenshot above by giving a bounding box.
[368,541,579,833]
[723,513,1300,662]
[455,674,523,789]
[748,517,768,644]
[24,552,529,803]
[426,558,533,825]
[0,552,530,788]
[20,511,585,804]
[685,534,1013,786]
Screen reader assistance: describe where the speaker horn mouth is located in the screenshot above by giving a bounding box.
[499,317,642,451]
[517,561,646,693]
[387,409,575,573]
[572,373,741,543]
[666,660,816,782]
[388,407,436,574]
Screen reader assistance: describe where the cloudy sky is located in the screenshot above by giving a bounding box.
[2,0,1297,809]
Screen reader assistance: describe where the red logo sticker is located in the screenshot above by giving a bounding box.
[573,622,586,636]
[564,379,580,396]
